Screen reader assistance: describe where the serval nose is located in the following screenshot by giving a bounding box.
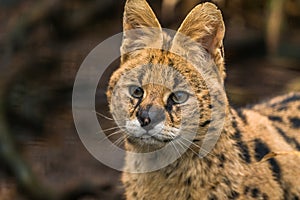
[137,105,165,130]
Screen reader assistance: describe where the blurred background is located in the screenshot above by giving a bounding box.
[0,0,299,199]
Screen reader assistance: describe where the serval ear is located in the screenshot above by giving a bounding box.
[121,0,163,63]
[171,3,226,79]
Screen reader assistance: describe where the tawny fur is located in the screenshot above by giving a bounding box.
[107,0,300,199]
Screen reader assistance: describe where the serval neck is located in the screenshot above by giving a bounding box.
[123,109,248,199]
[127,109,246,176]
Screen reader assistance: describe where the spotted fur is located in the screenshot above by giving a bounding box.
[106,0,300,199]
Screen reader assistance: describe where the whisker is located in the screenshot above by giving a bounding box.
[105,130,124,139]
[178,130,207,142]
[93,110,114,120]
[168,134,184,160]
[97,129,124,143]
[173,138,185,152]
[175,139,200,157]
[119,135,129,146]
[178,135,203,150]
[168,132,178,138]
[112,136,124,146]
[178,136,216,157]
[197,147,216,157]
[100,126,126,133]
[170,141,182,160]
[113,135,128,147]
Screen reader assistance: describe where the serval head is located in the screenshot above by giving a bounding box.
[107,0,226,153]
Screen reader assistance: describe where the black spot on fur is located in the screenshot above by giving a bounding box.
[208,194,218,200]
[262,193,269,200]
[254,139,270,161]
[218,154,226,162]
[149,54,155,62]
[200,119,211,127]
[243,186,250,195]
[268,158,281,181]
[232,128,241,139]
[218,154,226,168]
[218,162,224,168]
[231,116,238,128]
[276,105,288,111]
[228,190,239,199]
[275,94,300,106]
[238,142,251,163]
[231,118,252,163]
[268,115,283,122]
[234,132,251,163]
[132,192,137,197]
[158,55,164,63]
[254,139,282,181]
[203,157,212,168]
[251,188,260,198]
[223,177,231,186]
[275,127,300,150]
[167,58,174,66]
[202,93,210,101]
[236,109,247,124]
[184,177,192,186]
[282,188,290,199]
[292,194,299,200]
[290,117,300,128]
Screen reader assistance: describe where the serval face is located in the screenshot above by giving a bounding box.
[107,0,226,151]
[109,50,216,149]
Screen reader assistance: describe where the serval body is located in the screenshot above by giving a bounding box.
[106,0,300,199]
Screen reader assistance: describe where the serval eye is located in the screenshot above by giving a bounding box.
[170,91,189,104]
[129,86,144,98]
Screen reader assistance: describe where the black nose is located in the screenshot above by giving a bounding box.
[137,106,165,129]
[138,110,151,127]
